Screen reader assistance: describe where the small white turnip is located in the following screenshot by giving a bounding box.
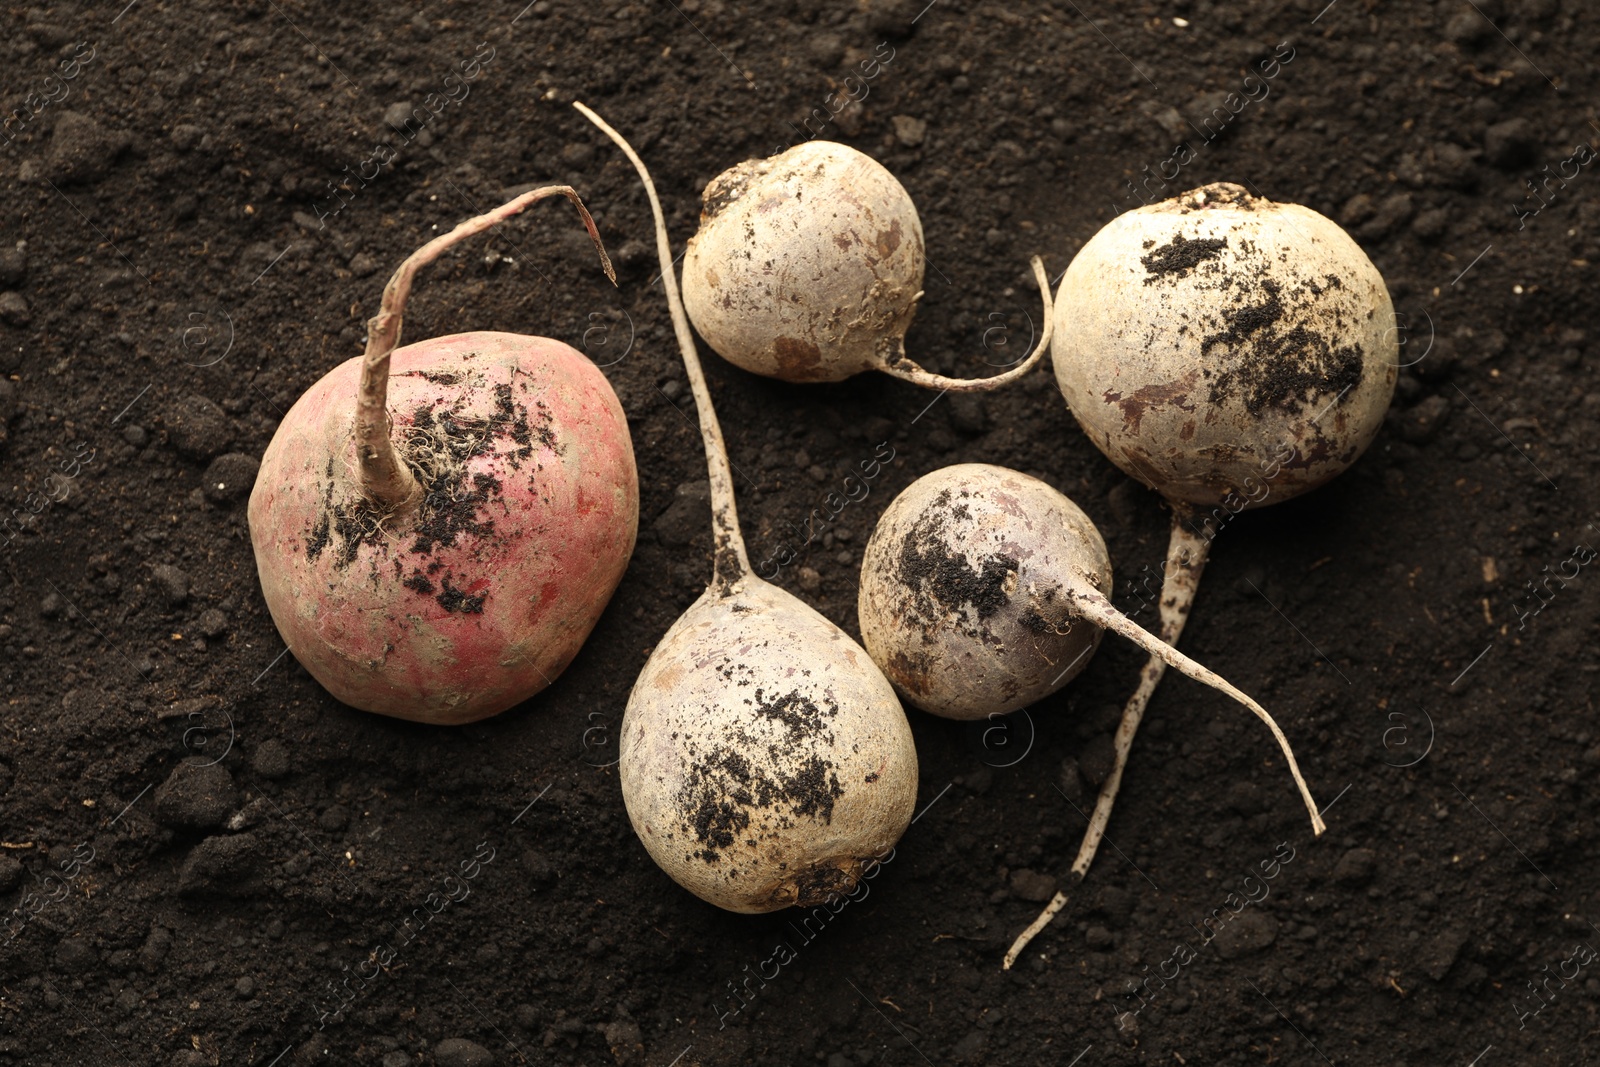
[857,464,1319,831]
[682,141,1051,391]
[858,464,1110,720]
[578,104,919,914]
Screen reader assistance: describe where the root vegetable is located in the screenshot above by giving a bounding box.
[578,103,919,914]
[248,187,637,724]
[1003,182,1392,964]
[858,464,1110,720]
[1052,182,1396,511]
[856,464,1318,827]
[682,141,1051,390]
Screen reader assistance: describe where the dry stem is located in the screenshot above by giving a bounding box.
[356,185,615,510]
[575,101,751,590]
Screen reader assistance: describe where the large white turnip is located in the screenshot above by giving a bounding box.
[578,103,919,914]
[1053,181,1395,511]
[1002,181,1394,963]
[249,188,638,724]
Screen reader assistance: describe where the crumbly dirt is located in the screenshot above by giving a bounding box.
[310,380,550,613]
[1,2,1598,1066]
[679,689,845,865]
[895,488,1019,635]
[1202,276,1367,413]
[1140,233,1229,281]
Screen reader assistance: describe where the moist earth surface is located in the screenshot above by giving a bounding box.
[0,1,1596,1065]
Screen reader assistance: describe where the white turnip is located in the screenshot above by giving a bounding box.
[1002,181,1393,963]
[856,462,1320,823]
[1052,181,1395,511]
[249,187,638,725]
[682,141,1051,390]
[858,464,1110,720]
[577,103,919,914]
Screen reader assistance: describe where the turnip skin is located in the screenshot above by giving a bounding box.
[249,330,637,725]
[1052,182,1398,509]
[622,577,915,913]
[858,464,1109,720]
[683,141,924,383]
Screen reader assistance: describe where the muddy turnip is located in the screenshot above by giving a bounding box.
[1039,181,1392,914]
[858,464,1110,720]
[857,463,1320,821]
[578,103,919,914]
[249,187,637,724]
[1053,181,1395,511]
[682,141,1051,390]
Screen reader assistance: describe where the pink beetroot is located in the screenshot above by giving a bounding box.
[248,187,638,724]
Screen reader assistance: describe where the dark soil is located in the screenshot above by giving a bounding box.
[2,1,1598,1066]
[896,488,1018,630]
[1140,233,1229,281]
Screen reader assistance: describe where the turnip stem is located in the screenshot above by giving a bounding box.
[1004,511,1322,968]
[1061,573,1325,839]
[1070,512,1211,881]
[879,256,1054,392]
[577,101,751,589]
[357,185,614,510]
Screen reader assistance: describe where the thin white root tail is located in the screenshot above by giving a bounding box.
[1001,890,1068,971]
[1002,511,1326,969]
[880,256,1054,392]
[1064,581,1325,837]
[1072,514,1211,881]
